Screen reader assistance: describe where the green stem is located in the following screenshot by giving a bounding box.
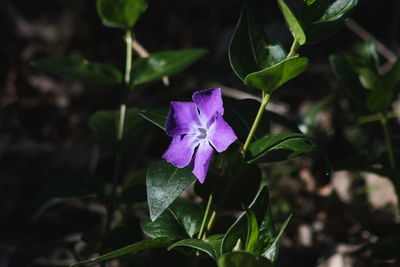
[105,29,133,237]
[358,111,400,124]
[197,194,213,240]
[242,93,271,157]
[287,40,299,58]
[381,116,396,170]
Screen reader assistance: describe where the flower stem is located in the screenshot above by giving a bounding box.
[381,115,396,170]
[105,29,133,239]
[242,93,271,157]
[197,193,213,240]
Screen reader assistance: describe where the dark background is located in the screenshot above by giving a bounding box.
[1,0,400,266]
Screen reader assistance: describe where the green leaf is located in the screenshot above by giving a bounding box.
[221,187,270,254]
[138,108,168,130]
[329,54,367,106]
[168,238,222,260]
[217,251,273,267]
[32,56,122,84]
[244,57,308,94]
[299,0,331,29]
[69,238,171,266]
[170,199,204,238]
[245,209,259,253]
[224,99,270,144]
[88,108,144,153]
[262,215,292,262]
[304,0,358,44]
[246,133,320,164]
[229,5,286,81]
[277,0,306,45]
[96,0,147,29]
[133,49,207,85]
[146,161,196,221]
[366,86,393,112]
[140,209,188,240]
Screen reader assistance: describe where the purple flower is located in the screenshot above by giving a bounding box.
[162,88,237,183]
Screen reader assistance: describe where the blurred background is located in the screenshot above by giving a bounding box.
[1,0,400,266]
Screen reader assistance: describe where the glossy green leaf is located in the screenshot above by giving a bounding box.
[245,209,259,253]
[244,57,308,94]
[168,238,222,260]
[96,0,147,29]
[224,99,270,144]
[138,108,168,130]
[299,0,331,28]
[262,215,292,262]
[246,133,320,164]
[277,0,306,45]
[304,0,358,44]
[171,199,204,238]
[146,161,196,221]
[32,56,122,84]
[221,187,270,254]
[217,251,273,267]
[229,5,286,81]
[69,238,171,266]
[88,108,144,153]
[133,49,207,85]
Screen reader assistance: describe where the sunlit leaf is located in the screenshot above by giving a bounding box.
[277,0,306,45]
[96,0,147,29]
[146,161,196,221]
[244,57,308,94]
[217,251,273,267]
[133,49,207,86]
[246,133,320,164]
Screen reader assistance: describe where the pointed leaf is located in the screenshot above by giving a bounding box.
[277,0,306,45]
[299,0,331,28]
[221,187,270,254]
[88,108,144,153]
[138,108,168,130]
[305,0,358,44]
[229,5,286,81]
[32,56,122,84]
[146,161,196,221]
[217,251,273,267]
[140,209,188,240]
[69,238,171,266]
[246,133,320,164]
[262,215,292,262]
[133,49,207,85]
[245,209,259,253]
[96,0,147,29]
[168,238,222,260]
[170,199,204,238]
[244,57,308,94]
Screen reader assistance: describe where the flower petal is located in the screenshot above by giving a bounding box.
[190,141,213,183]
[208,112,237,153]
[192,88,224,127]
[165,102,201,136]
[162,135,199,168]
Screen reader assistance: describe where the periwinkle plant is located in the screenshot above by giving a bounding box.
[30,0,362,266]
